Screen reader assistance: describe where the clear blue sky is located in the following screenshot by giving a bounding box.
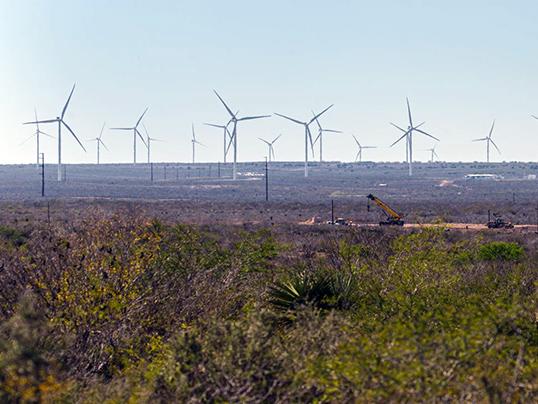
[1,0,537,164]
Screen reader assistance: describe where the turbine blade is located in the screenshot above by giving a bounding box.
[258,138,271,146]
[413,128,440,141]
[274,113,304,125]
[355,151,360,162]
[351,134,360,147]
[99,139,110,151]
[135,107,149,128]
[38,130,54,138]
[110,127,133,130]
[238,115,271,121]
[309,104,334,124]
[323,129,342,133]
[192,123,196,141]
[19,133,36,146]
[61,83,76,119]
[311,111,322,130]
[390,131,410,147]
[271,146,275,160]
[390,122,407,133]
[23,119,58,125]
[135,128,148,148]
[34,108,39,131]
[488,120,495,138]
[213,90,235,118]
[99,122,106,139]
[490,138,501,154]
[406,97,413,127]
[532,115,538,120]
[204,123,225,129]
[473,137,488,142]
[271,134,282,144]
[61,120,86,152]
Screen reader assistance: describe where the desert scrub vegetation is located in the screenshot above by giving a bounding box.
[0,212,536,402]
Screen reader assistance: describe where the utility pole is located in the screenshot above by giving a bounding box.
[150,163,154,182]
[164,165,167,180]
[331,199,334,224]
[176,166,179,181]
[40,153,45,197]
[218,161,221,178]
[265,157,269,201]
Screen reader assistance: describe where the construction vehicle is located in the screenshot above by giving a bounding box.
[367,194,404,226]
[487,210,514,229]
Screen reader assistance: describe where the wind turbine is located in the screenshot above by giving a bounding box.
[110,108,148,165]
[23,84,86,182]
[472,120,500,163]
[213,91,270,180]
[312,111,341,162]
[21,108,54,167]
[390,98,438,176]
[275,105,334,177]
[425,145,439,162]
[87,122,109,164]
[142,124,162,164]
[351,135,376,162]
[258,134,282,162]
[191,124,205,165]
[204,121,233,164]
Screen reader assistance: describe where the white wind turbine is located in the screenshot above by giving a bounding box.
[275,105,334,177]
[472,120,500,163]
[142,124,162,164]
[425,145,439,162]
[110,108,148,165]
[312,111,341,162]
[191,124,205,164]
[23,84,86,181]
[258,134,282,162]
[87,122,108,164]
[390,98,438,176]
[204,121,233,164]
[21,108,54,167]
[351,135,376,162]
[213,91,270,180]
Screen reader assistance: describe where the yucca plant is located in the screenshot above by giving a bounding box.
[268,269,360,313]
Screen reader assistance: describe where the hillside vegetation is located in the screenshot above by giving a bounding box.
[0,210,536,402]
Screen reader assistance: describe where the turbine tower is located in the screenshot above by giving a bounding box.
[213,90,270,180]
[390,98,438,176]
[472,120,500,163]
[275,105,334,177]
[23,84,86,182]
[312,112,341,162]
[258,134,282,163]
[110,108,148,165]
[22,108,53,167]
[352,135,376,162]
[191,124,205,164]
[87,122,108,164]
[142,124,162,164]
[204,121,232,164]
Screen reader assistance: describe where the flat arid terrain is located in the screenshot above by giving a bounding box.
[1,161,537,228]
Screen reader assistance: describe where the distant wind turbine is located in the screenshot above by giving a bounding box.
[390,98,438,176]
[351,135,376,162]
[275,105,334,177]
[473,120,500,163]
[425,145,439,162]
[142,124,162,164]
[23,84,86,181]
[204,121,233,164]
[87,122,108,164]
[258,134,282,162]
[110,108,148,165]
[21,108,54,167]
[213,91,270,180]
[312,111,341,162]
[191,124,205,164]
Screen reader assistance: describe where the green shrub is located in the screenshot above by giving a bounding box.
[0,225,29,247]
[478,241,524,261]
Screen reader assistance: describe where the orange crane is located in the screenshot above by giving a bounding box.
[367,194,404,226]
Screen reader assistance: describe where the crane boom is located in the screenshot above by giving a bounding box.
[367,194,404,226]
